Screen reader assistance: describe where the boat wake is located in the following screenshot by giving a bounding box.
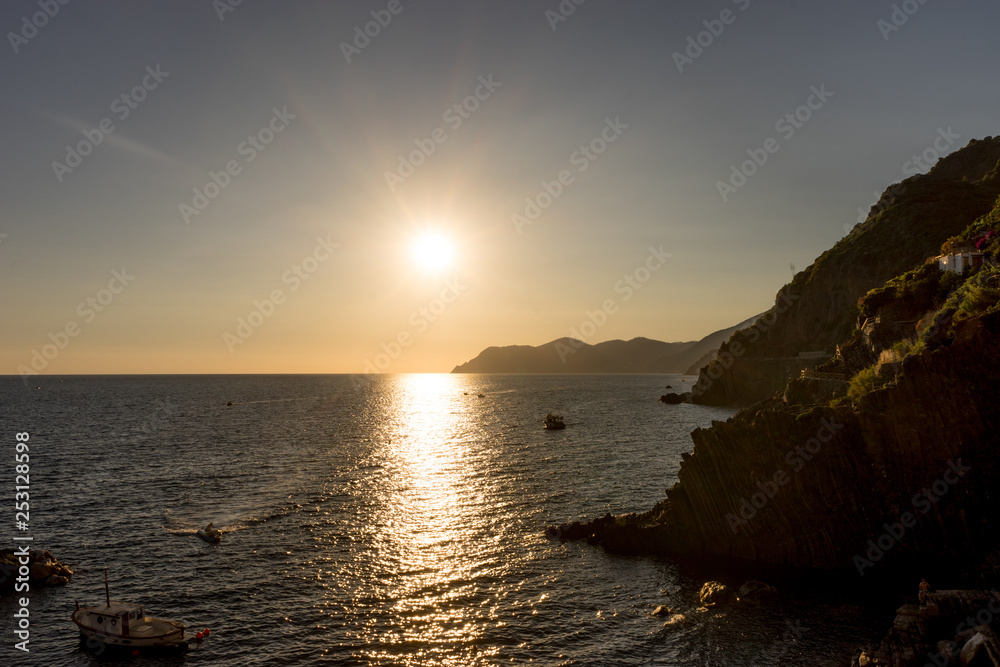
[162,499,315,536]
[162,510,235,536]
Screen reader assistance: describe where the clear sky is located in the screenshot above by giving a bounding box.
[2,0,998,375]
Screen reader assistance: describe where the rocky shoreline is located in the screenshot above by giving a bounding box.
[856,590,1000,667]
[556,307,1000,575]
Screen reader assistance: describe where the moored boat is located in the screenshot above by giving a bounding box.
[543,413,566,430]
[72,570,187,650]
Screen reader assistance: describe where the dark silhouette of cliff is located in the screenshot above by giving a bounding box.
[451,314,761,374]
[451,337,689,373]
[564,308,1000,579]
[560,137,1000,586]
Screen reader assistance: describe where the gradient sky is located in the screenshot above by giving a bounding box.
[2,0,998,374]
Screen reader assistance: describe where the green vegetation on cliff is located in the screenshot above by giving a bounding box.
[841,200,1000,402]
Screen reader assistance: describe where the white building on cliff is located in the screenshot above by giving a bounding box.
[934,249,984,274]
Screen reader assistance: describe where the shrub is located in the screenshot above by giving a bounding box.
[847,367,880,402]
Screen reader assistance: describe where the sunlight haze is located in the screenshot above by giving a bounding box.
[2,1,998,374]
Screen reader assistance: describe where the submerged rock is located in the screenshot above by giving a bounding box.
[738,580,778,599]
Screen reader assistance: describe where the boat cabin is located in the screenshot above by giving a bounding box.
[76,602,148,640]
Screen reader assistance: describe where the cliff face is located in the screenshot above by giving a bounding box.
[567,310,1000,575]
[691,137,1000,406]
[562,150,1000,580]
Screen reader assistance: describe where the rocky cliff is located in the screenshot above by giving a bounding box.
[691,137,1000,406]
[564,308,1000,579]
[560,144,1000,585]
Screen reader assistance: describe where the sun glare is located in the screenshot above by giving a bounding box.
[411,233,455,274]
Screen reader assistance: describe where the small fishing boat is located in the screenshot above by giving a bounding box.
[72,570,188,650]
[543,413,566,430]
[196,523,221,543]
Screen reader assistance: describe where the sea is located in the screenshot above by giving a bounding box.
[0,374,885,666]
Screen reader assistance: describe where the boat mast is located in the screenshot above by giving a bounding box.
[104,568,110,608]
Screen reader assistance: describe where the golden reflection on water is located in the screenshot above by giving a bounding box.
[362,374,500,665]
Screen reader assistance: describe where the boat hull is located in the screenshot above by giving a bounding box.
[72,610,187,649]
[75,626,187,649]
[197,529,221,543]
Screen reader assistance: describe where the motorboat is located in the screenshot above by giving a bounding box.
[72,570,187,650]
[196,523,221,543]
[543,413,566,430]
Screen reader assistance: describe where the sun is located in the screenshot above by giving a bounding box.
[411,233,455,274]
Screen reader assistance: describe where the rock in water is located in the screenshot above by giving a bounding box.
[44,574,69,586]
[738,580,778,599]
[651,605,672,617]
[699,581,736,606]
[0,548,73,591]
[659,392,688,404]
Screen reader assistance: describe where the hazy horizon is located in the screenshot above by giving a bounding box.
[3,1,999,375]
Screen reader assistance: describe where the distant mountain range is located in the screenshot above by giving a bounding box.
[450,314,762,374]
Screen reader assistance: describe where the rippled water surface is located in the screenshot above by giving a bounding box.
[0,374,883,665]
